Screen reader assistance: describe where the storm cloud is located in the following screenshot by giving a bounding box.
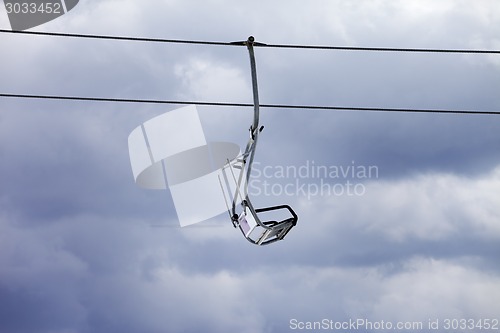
[1,0,499,332]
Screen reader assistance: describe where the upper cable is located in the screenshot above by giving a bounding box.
[1,29,499,54]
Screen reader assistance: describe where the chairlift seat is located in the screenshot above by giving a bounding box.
[217,36,299,245]
[237,200,298,245]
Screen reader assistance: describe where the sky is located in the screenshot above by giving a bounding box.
[1,1,500,332]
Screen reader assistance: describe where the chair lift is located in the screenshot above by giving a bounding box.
[218,36,298,245]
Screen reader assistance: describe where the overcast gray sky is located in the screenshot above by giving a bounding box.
[1,1,500,332]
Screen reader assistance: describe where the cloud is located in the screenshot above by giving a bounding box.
[1,163,499,332]
[174,56,250,102]
[282,166,500,270]
[370,257,500,322]
[352,167,500,241]
[1,0,499,332]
